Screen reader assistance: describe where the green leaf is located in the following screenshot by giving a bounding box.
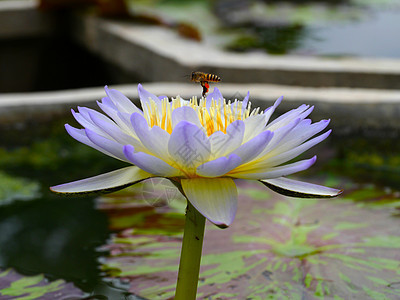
[0,269,84,300]
[0,171,40,205]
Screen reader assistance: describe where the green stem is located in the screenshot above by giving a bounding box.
[175,201,206,300]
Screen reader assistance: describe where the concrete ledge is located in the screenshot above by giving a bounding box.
[1,83,400,136]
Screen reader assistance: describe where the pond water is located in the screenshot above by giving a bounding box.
[136,0,400,58]
[0,115,400,299]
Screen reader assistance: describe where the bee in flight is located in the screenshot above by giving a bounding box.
[191,71,221,97]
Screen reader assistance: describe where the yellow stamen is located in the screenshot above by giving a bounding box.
[143,96,262,136]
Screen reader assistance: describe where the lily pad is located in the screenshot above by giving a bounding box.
[0,269,84,300]
[0,172,40,205]
[99,178,400,299]
[96,179,186,233]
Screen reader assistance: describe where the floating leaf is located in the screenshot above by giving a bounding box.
[100,179,400,299]
[0,269,84,300]
[0,172,40,205]
[96,178,186,233]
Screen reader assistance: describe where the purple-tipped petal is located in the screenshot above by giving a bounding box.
[130,113,170,160]
[138,84,162,115]
[85,128,127,162]
[264,96,283,114]
[88,112,143,149]
[138,83,161,104]
[231,156,317,180]
[50,166,152,194]
[299,106,314,121]
[241,91,250,112]
[225,120,245,149]
[123,145,180,177]
[171,106,203,129]
[181,178,238,228]
[210,120,245,156]
[242,114,270,142]
[266,104,310,131]
[267,130,332,167]
[71,108,107,137]
[206,87,223,108]
[78,106,114,126]
[97,101,134,134]
[276,119,330,152]
[100,96,117,110]
[258,118,301,156]
[260,177,342,198]
[65,124,119,159]
[196,153,242,177]
[105,86,141,114]
[168,121,211,169]
[231,130,274,164]
[263,96,283,126]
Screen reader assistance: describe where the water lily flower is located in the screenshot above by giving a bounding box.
[51,84,341,228]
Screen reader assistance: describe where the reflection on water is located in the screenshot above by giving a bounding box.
[214,0,400,57]
[0,196,107,288]
[302,9,400,57]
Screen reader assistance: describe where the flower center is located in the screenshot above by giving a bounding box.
[143,96,261,136]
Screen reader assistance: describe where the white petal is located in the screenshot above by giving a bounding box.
[242,114,267,143]
[231,156,317,179]
[124,145,180,177]
[260,177,342,198]
[181,178,238,228]
[50,166,152,194]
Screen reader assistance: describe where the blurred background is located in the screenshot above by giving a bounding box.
[1,0,400,299]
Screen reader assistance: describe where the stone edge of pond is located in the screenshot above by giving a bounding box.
[69,13,400,90]
[2,1,400,90]
[1,83,400,137]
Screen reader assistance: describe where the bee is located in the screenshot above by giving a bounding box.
[190,71,221,97]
